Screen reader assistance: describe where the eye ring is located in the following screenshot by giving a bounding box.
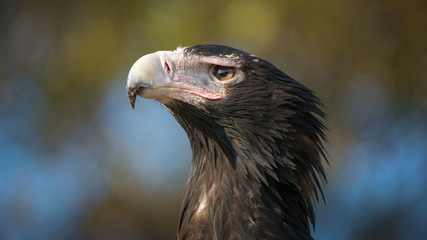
[212,66,236,81]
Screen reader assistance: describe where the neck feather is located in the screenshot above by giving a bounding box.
[165,97,325,240]
[176,126,318,240]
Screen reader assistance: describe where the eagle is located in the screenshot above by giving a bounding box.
[126,45,327,240]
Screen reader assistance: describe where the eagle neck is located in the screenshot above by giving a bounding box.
[177,129,258,240]
[168,101,316,240]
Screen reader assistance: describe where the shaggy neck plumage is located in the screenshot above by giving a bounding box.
[167,100,322,240]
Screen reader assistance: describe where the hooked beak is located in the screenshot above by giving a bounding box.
[126,52,169,109]
[126,50,223,109]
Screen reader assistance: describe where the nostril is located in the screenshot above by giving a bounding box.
[164,61,171,73]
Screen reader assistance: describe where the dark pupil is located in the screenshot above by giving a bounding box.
[218,69,230,78]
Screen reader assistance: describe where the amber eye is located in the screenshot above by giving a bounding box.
[213,66,235,81]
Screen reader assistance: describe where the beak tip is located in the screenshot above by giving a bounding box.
[127,87,137,110]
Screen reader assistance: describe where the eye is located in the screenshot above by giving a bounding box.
[213,66,235,81]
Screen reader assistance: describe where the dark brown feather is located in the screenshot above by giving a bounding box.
[162,45,327,239]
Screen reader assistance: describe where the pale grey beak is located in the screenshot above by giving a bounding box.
[126,51,169,109]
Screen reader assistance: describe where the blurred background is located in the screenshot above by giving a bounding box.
[1,0,426,239]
